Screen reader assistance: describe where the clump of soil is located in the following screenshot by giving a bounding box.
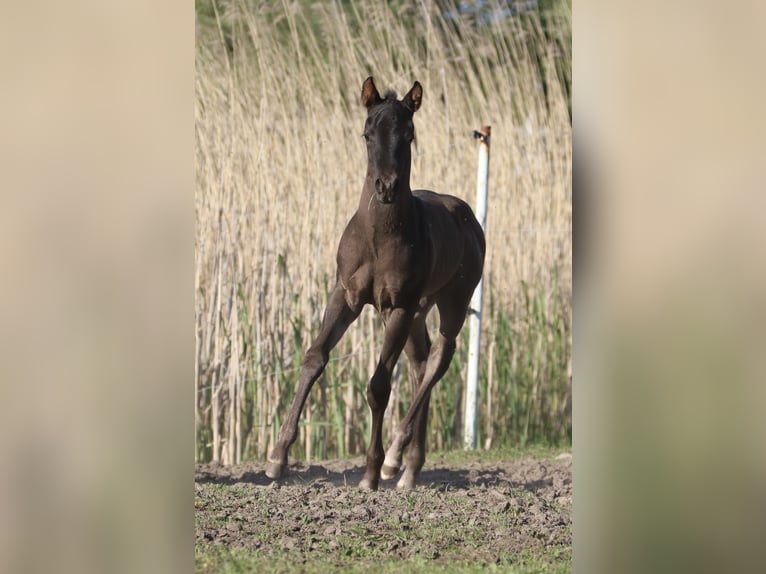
[195,453,572,566]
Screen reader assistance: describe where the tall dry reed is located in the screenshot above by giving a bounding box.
[195,0,571,464]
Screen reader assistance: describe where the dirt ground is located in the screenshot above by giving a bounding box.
[195,452,572,569]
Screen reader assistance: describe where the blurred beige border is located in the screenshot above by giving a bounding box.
[0,2,193,573]
[575,1,766,573]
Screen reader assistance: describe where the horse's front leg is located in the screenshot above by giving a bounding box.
[359,307,412,491]
[266,284,361,480]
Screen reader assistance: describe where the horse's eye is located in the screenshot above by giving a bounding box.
[362,132,370,141]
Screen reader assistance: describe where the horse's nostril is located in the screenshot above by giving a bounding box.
[375,176,397,192]
[374,175,398,203]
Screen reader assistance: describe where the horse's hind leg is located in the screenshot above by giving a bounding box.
[266,284,361,479]
[396,393,432,489]
[385,317,432,489]
[382,295,469,485]
[381,333,455,481]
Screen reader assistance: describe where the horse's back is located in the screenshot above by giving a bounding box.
[412,189,485,298]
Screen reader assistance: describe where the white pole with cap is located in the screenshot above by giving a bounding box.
[464,125,490,450]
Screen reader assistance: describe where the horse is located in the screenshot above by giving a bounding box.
[266,77,486,490]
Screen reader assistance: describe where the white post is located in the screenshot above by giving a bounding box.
[464,126,490,450]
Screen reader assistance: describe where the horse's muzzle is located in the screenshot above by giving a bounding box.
[375,175,398,204]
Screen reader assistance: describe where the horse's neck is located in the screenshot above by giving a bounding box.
[359,185,415,239]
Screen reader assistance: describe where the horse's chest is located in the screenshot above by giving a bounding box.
[373,281,405,310]
[371,259,423,310]
[339,235,425,310]
[340,266,414,310]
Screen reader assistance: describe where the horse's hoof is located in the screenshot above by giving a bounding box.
[396,474,416,490]
[380,463,400,480]
[359,477,378,491]
[265,461,285,480]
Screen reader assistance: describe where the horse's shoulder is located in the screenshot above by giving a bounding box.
[337,213,365,247]
[336,213,373,287]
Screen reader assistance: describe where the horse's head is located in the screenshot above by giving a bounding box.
[360,77,422,204]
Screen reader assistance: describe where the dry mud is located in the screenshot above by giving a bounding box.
[195,453,572,567]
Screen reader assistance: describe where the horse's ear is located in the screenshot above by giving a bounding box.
[402,81,422,113]
[361,77,383,108]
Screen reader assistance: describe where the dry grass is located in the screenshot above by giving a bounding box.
[195,0,571,464]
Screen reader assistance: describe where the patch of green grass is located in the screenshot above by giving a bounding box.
[429,444,570,466]
[195,544,571,574]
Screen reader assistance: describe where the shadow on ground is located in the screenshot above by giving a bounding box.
[195,454,568,492]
